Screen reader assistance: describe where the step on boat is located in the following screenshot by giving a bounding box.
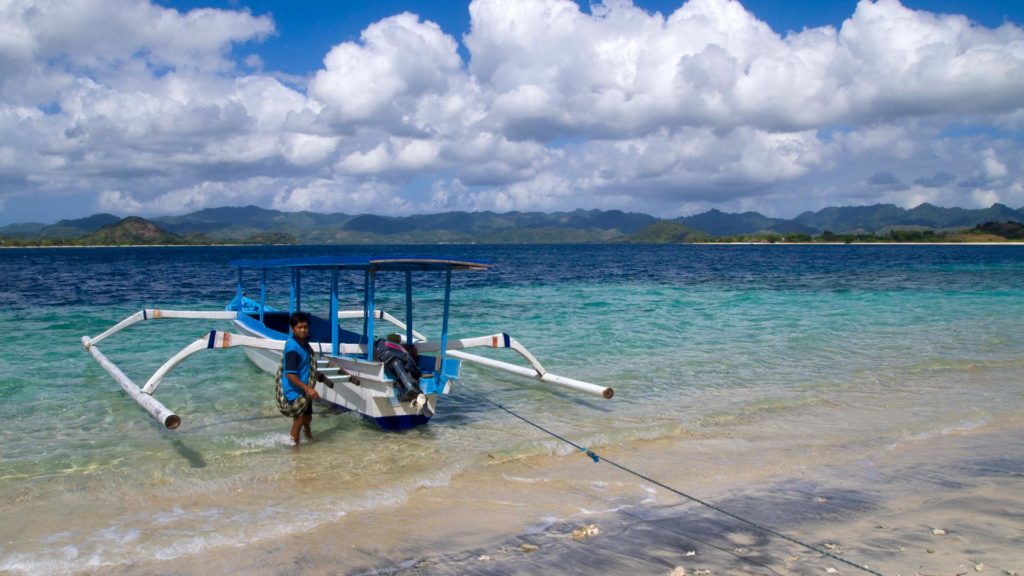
[82,256,613,431]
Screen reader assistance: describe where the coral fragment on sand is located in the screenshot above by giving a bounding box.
[572,524,599,541]
[518,544,539,553]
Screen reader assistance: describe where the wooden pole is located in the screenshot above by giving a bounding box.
[81,336,181,429]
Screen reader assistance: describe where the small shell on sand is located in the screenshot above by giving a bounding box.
[825,568,838,574]
[518,544,539,553]
[572,524,599,541]
[932,528,947,535]
[668,568,686,576]
[974,563,984,572]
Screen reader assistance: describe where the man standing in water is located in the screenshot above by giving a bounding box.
[281,311,327,445]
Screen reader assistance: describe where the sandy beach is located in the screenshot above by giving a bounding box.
[104,413,1023,576]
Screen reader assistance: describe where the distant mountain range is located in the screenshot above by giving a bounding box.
[2,202,1022,244]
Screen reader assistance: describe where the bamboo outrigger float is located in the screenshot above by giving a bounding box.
[82,256,612,431]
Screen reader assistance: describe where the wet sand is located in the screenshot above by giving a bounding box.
[109,420,1023,576]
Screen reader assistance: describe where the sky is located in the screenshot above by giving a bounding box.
[1,0,1023,225]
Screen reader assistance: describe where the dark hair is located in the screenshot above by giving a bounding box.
[289,311,310,327]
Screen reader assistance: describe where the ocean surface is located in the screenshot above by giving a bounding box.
[1,244,1022,574]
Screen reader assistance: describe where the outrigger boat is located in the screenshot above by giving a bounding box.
[82,256,613,431]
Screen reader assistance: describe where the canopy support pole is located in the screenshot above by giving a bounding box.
[235,268,243,312]
[362,270,369,349]
[405,270,414,345]
[331,268,339,355]
[289,268,297,313]
[259,268,266,325]
[437,268,452,377]
[365,268,376,360]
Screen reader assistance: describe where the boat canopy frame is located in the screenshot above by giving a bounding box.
[230,257,491,369]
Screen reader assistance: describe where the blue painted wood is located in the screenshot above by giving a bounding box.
[361,270,369,358]
[366,268,376,361]
[235,268,243,312]
[405,270,413,345]
[330,268,339,355]
[259,269,267,324]
[438,268,452,382]
[368,413,431,431]
[289,268,296,337]
[231,256,489,271]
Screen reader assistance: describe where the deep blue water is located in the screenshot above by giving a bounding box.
[2,244,1021,310]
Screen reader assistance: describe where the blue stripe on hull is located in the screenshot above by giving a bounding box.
[320,400,431,430]
[366,413,432,431]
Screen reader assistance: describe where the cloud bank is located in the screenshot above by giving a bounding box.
[1,0,1023,223]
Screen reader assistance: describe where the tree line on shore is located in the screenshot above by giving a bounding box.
[2,204,1022,246]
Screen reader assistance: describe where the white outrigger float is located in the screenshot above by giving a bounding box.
[83,256,613,431]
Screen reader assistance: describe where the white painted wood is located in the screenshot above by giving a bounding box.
[81,336,181,429]
[446,349,613,399]
[88,309,239,347]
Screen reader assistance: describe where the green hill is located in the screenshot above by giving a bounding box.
[793,203,1024,234]
[967,220,1024,240]
[4,202,1024,245]
[677,209,818,236]
[793,204,907,233]
[627,220,712,243]
[81,217,184,245]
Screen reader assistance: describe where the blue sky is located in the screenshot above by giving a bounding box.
[164,1,1024,75]
[1,0,1023,224]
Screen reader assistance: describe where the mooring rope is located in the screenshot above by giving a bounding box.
[461,385,885,576]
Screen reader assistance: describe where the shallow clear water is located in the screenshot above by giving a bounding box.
[1,244,1022,573]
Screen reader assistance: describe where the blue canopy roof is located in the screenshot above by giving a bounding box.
[229,256,490,272]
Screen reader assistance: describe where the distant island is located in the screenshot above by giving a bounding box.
[1,203,1022,246]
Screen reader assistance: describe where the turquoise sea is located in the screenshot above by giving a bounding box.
[1,244,1022,574]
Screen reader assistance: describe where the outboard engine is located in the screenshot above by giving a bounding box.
[374,339,423,402]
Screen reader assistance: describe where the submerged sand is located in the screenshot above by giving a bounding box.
[107,417,1023,576]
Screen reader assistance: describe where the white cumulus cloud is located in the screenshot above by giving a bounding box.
[1,0,1024,224]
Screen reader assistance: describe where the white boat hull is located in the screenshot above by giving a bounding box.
[233,319,436,429]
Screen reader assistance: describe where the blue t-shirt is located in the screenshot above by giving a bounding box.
[282,337,312,402]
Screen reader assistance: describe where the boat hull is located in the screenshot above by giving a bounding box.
[232,318,435,430]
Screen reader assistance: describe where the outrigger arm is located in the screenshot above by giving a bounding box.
[83,307,612,430]
[82,309,244,429]
[355,312,614,399]
[81,335,182,430]
[417,334,614,399]
[87,309,239,347]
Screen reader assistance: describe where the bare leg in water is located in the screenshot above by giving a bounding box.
[290,415,303,445]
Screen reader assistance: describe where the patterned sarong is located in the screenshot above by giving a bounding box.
[275,363,318,418]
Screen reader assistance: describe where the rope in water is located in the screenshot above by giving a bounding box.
[461,385,885,576]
